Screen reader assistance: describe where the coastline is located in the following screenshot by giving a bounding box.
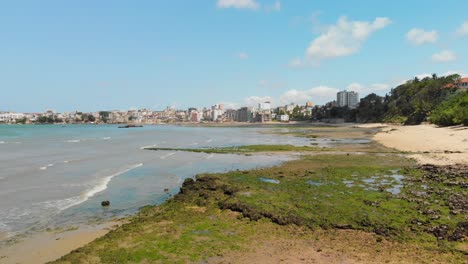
[3,123,467,263]
[0,221,123,264]
[363,123,468,165]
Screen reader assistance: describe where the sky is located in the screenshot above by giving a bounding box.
[1,0,468,112]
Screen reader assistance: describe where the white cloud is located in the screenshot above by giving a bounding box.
[288,57,304,68]
[244,96,273,106]
[236,52,249,60]
[456,21,468,37]
[346,82,391,96]
[217,0,259,9]
[270,0,281,11]
[302,16,391,63]
[279,86,339,105]
[219,102,240,109]
[432,50,456,62]
[258,80,268,86]
[442,70,468,77]
[406,28,438,45]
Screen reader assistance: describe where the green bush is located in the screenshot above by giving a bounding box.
[430,90,468,126]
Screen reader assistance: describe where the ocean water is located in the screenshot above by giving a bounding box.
[0,124,309,238]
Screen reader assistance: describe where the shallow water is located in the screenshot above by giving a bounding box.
[0,124,308,237]
[259,178,280,184]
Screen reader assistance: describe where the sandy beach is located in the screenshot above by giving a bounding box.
[0,222,120,264]
[361,123,468,165]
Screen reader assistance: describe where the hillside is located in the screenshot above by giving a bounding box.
[355,74,465,126]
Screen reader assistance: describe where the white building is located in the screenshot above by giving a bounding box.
[457,77,468,89]
[286,103,296,112]
[277,114,289,122]
[337,91,359,109]
[211,109,224,121]
[258,101,271,111]
[0,112,25,123]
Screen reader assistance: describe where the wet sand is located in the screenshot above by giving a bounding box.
[0,222,121,264]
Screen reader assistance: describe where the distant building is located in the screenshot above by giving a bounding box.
[337,91,359,109]
[258,101,271,111]
[286,103,296,113]
[225,109,237,122]
[0,112,25,123]
[278,114,289,122]
[237,107,253,122]
[306,101,313,107]
[458,78,468,88]
[255,112,271,123]
[190,111,202,122]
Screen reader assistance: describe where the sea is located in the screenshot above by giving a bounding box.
[0,124,311,239]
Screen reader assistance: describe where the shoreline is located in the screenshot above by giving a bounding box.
[0,221,123,264]
[364,123,468,165]
[3,123,467,263]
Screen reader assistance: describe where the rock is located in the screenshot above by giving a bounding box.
[164,188,169,192]
[431,225,448,239]
[101,200,110,207]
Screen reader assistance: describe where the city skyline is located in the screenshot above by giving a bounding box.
[1,1,468,112]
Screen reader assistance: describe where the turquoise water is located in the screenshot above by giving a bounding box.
[0,124,309,237]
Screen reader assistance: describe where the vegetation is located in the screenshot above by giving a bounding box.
[430,90,468,126]
[145,144,330,154]
[99,111,110,123]
[311,74,465,126]
[36,115,62,124]
[52,154,466,263]
[382,74,458,125]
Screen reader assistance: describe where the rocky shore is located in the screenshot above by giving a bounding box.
[5,124,466,264]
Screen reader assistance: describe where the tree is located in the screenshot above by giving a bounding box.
[357,93,385,122]
[99,111,110,123]
[37,116,48,123]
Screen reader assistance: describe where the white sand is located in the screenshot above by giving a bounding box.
[369,124,468,165]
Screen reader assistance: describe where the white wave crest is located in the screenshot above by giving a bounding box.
[39,166,47,170]
[66,139,80,143]
[44,163,144,211]
[160,152,176,159]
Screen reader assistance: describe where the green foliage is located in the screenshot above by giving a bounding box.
[37,116,49,123]
[430,90,468,126]
[52,154,465,263]
[146,144,330,154]
[357,93,385,122]
[99,111,110,123]
[16,117,27,124]
[382,74,459,125]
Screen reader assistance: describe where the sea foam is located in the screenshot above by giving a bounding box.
[42,163,144,211]
[71,163,143,210]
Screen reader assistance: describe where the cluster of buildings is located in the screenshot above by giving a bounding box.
[444,77,468,89]
[0,90,362,125]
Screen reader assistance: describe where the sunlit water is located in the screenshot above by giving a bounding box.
[0,124,310,238]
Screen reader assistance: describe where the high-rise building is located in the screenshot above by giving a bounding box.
[337,91,359,109]
[258,101,271,111]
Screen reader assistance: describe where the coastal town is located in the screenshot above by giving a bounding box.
[0,90,360,125]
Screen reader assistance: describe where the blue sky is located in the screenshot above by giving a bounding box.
[1,0,467,112]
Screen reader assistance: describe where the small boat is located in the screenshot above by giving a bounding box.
[118,124,144,128]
